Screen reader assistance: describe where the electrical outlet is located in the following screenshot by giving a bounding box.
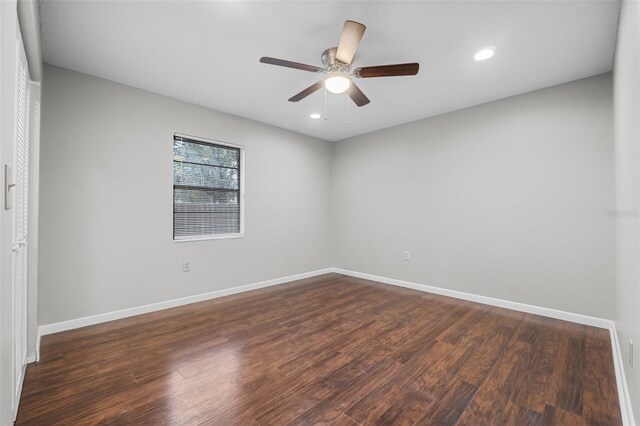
[630,339,634,369]
[183,261,191,272]
[403,251,410,261]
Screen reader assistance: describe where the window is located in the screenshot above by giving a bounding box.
[173,134,243,240]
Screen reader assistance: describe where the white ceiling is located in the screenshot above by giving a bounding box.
[40,1,620,142]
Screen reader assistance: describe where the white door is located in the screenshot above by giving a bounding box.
[11,27,30,420]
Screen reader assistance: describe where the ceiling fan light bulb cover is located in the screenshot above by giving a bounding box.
[325,74,351,94]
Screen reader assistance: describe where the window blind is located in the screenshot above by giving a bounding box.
[173,135,241,239]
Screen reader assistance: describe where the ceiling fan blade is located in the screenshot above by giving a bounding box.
[348,82,370,107]
[335,20,366,65]
[260,57,324,73]
[288,81,325,102]
[354,63,420,78]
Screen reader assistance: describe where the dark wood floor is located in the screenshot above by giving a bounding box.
[17,273,621,425]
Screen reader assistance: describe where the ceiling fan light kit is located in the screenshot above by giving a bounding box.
[259,19,420,112]
[325,72,351,94]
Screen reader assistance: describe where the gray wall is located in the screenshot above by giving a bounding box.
[39,64,333,324]
[41,67,615,326]
[333,74,614,319]
[614,0,640,420]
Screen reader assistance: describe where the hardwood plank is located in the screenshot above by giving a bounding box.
[549,333,586,415]
[582,327,623,425]
[511,317,561,412]
[541,404,587,426]
[345,340,464,424]
[373,388,435,425]
[458,400,543,426]
[418,378,479,425]
[288,358,405,425]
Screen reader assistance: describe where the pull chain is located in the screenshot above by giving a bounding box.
[324,85,328,121]
[346,90,350,125]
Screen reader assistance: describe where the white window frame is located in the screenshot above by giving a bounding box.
[172,132,245,242]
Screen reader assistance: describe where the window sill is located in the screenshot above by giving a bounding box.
[173,233,245,243]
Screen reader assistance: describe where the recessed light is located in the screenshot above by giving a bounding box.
[474,47,495,61]
[310,113,322,119]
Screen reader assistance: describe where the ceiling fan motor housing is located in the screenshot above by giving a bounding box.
[321,47,349,69]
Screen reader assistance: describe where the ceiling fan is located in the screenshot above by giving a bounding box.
[259,20,419,107]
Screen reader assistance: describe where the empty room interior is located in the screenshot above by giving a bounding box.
[1,0,640,424]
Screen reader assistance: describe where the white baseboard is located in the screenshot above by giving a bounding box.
[13,364,27,421]
[38,268,334,337]
[35,330,41,362]
[331,267,635,426]
[610,325,637,426]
